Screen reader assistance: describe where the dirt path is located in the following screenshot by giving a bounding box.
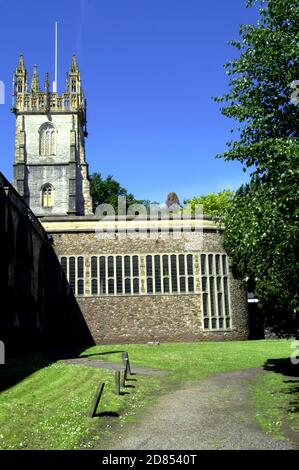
[64,359,297,449]
[104,368,297,450]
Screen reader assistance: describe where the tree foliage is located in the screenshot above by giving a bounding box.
[89,173,151,213]
[185,190,234,221]
[215,0,299,332]
[216,0,299,171]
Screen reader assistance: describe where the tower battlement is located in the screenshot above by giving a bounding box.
[11,54,87,134]
[12,53,92,217]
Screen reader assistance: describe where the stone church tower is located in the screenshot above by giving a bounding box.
[12,54,93,216]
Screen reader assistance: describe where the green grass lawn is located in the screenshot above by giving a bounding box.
[80,339,295,382]
[251,364,299,440]
[0,358,161,450]
[0,339,297,449]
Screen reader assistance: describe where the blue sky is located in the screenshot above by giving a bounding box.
[0,0,259,204]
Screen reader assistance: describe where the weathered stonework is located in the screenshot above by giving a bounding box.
[42,217,249,344]
[11,54,93,217]
[9,54,249,346]
[0,172,94,352]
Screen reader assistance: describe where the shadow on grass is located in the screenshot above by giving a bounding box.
[95,411,120,418]
[0,346,124,394]
[264,358,299,415]
[0,344,90,394]
[79,351,126,358]
[0,354,53,393]
[264,358,299,378]
[0,347,136,395]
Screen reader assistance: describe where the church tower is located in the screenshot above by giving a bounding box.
[11,54,93,216]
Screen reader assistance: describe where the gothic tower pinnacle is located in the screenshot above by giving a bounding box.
[12,54,93,216]
[31,65,40,93]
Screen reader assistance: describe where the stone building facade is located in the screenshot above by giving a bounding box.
[12,54,92,217]
[0,172,94,352]
[9,53,249,345]
[41,216,249,344]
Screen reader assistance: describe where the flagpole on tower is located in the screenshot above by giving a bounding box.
[53,21,58,92]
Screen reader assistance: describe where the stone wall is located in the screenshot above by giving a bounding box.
[48,225,249,344]
[13,114,72,216]
[51,230,225,255]
[0,172,94,353]
[76,293,248,344]
[23,114,73,165]
[13,112,93,217]
[1,171,249,348]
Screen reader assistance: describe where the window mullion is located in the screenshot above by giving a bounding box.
[176,254,179,294]
[220,255,225,329]
[213,254,219,329]
[160,255,163,293]
[113,255,116,295]
[75,256,78,296]
[152,255,156,294]
[122,255,125,295]
[169,254,173,293]
[97,256,100,295]
[105,255,108,295]
[184,254,188,293]
[130,256,133,294]
[66,256,69,282]
[161,255,165,294]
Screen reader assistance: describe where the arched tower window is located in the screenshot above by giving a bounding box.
[41,184,54,208]
[39,123,56,156]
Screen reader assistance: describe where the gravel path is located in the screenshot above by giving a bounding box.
[106,368,297,450]
[64,359,298,449]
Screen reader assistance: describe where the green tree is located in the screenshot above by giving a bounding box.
[185,190,234,221]
[215,0,299,332]
[90,173,151,213]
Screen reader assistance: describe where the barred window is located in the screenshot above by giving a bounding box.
[60,254,197,298]
[90,255,140,296]
[116,256,123,294]
[61,256,85,296]
[171,255,178,292]
[88,253,195,296]
[145,254,195,295]
[201,253,231,330]
[154,255,161,293]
